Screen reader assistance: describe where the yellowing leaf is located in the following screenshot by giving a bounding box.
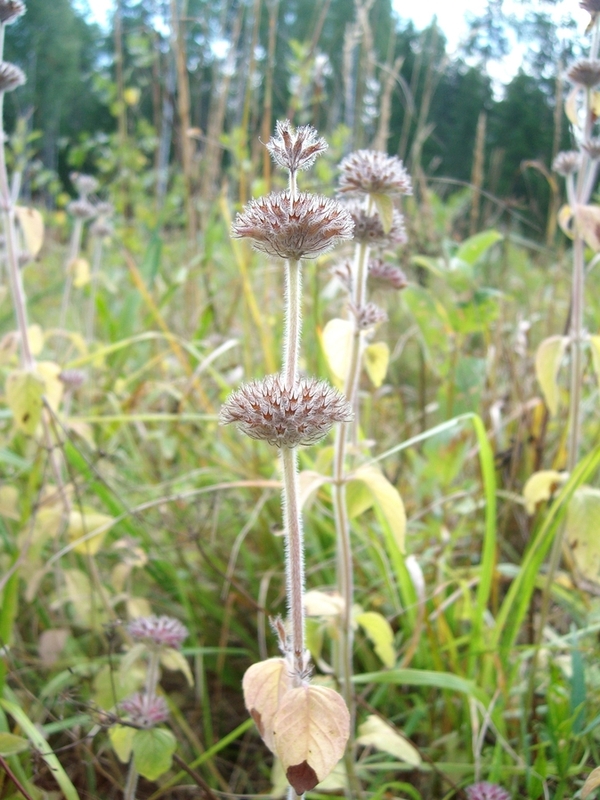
[565,87,580,129]
[363,342,389,388]
[63,568,109,629]
[109,724,135,763]
[27,324,44,355]
[67,509,114,555]
[298,470,329,510]
[132,728,176,781]
[356,611,396,668]
[124,87,141,106]
[37,360,63,412]
[126,596,152,619]
[72,257,91,288]
[15,206,44,257]
[242,658,293,752]
[0,732,29,756]
[5,369,45,434]
[590,335,600,393]
[582,766,600,800]
[523,470,568,515]
[352,465,406,553]
[371,193,394,233]
[322,318,353,383]
[0,485,19,520]
[566,486,600,583]
[272,684,350,795]
[160,647,194,686]
[575,204,600,251]
[357,715,421,765]
[534,335,568,416]
[557,204,574,239]
[304,590,344,617]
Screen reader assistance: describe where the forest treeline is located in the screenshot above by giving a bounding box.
[3,0,580,231]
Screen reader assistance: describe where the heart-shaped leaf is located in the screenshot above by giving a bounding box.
[242,658,292,752]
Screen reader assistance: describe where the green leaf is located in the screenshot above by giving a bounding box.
[565,486,600,582]
[132,727,177,781]
[109,724,135,763]
[402,286,452,367]
[353,668,488,704]
[0,731,30,756]
[356,611,396,668]
[534,335,568,416]
[352,465,406,553]
[455,229,502,266]
[371,194,394,233]
[363,342,389,388]
[5,370,45,435]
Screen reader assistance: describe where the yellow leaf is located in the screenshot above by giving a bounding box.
[357,715,421,765]
[63,568,109,629]
[575,204,600,251]
[124,87,141,106]
[67,509,115,555]
[15,206,44,257]
[126,596,151,619]
[160,647,194,686]
[356,611,396,668]
[298,470,329,511]
[557,204,574,239]
[352,465,406,553]
[5,369,45,434]
[0,485,19,520]
[371,193,394,233]
[565,87,580,129]
[534,335,568,416]
[590,336,600,393]
[304,590,344,617]
[363,341,389,388]
[272,684,349,794]
[109,725,136,763]
[72,258,91,288]
[522,470,568,515]
[242,658,293,753]
[582,766,600,800]
[27,324,44,356]
[566,486,600,583]
[322,318,353,383]
[37,360,63,412]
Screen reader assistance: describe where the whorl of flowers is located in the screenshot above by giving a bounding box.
[120,693,169,728]
[71,173,98,198]
[266,119,328,173]
[583,138,600,159]
[219,374,353,448]
[67,198,96,220]
[338,150,412,197]
[0,1,25,25]
[343,200,407,246]
[59,369,86,389]
[567,58,600,88]
[368,258,408,290]
[552,150,582,176]
[353,302,388,330]
[0,61,24,93]
[128,615,188,650]
[465,782,511,800]
[232,191,354,260]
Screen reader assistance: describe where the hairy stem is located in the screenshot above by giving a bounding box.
[283,259,302,388]
[281,444,305,682]
[124,758,139,800]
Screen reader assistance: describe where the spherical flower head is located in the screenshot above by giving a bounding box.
[266,120,328,173]
[67,198,96,220]
[368,258,408,290]
[354,302,388,330]
[567,58,600,88]
[220,374,353,448]
[338,150,412,197]
[90,219,113,238]
[120,693,169,728]
[128,615,188,650]
[72,173,99,198]
[0,61,25,93]
[552,150,582,176]
[0,1,25,25]
[59,369,86,389]
[232,191,354,260]
[465,782,511,800]
[344,200,407,246]
[583,138,600,159]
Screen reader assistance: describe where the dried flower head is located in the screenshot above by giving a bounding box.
[567,58,600,87]
[353,302,388,329]
[368,258,408,290]
[71,173,98,198]
[232,191,354,260]
[0,61,25,93]
[128,615,188,649]
[67,198,96,220]
[552,150,582,176]
[0,1,25,25]
[332,259,353,292]
[338,150,412,197]
[220,374,353,448]
[583,138,600,159]
[95,201,114,217]
[120,693,169,727]
[465,782,511,800]
[90,219,113,238]
[344,200,407,245]
[266,120,328,173]
[59,369,86,389]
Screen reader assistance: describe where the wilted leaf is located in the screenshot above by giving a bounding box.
[590,336,600,393]
[352,465,406,553]
[582,766,600,800]
[576,204,600,251]
[298,470,329,510]
[160,647,194,686]
[0,484,19,520]
[15,206,44,257]
[37,360,63,412]
[357,715,421,765]
[322,318,353,384]
[304,590,344,617]
[0,732,30,756]
[132,727,176,781]
[27,324,44,355]
[522,470,568,515]
[72,258,91,288]
[109,725,135,763]
[363,342,389,388]
[356,611,396,668]
[371,193,394,233]
[67,509,114,555]
[5,369,45,434]
[534,335,568,416]
[272,684,350,794]
[242,658,293,752]
[566,486,600,583]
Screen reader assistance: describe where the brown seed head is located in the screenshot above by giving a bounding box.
[567,58,600,87]
[0,61,25,93]
[552,150,582,176]
[232,191,354,260]
[0,1,25,25]
[338,150,412,197]
[354,302,388,330]
[67,198,96,219]
[343,200,407,245]
[368,258,408,290]
[220,374,353,448]
[266,119,328,173]
[120,693,169,727]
